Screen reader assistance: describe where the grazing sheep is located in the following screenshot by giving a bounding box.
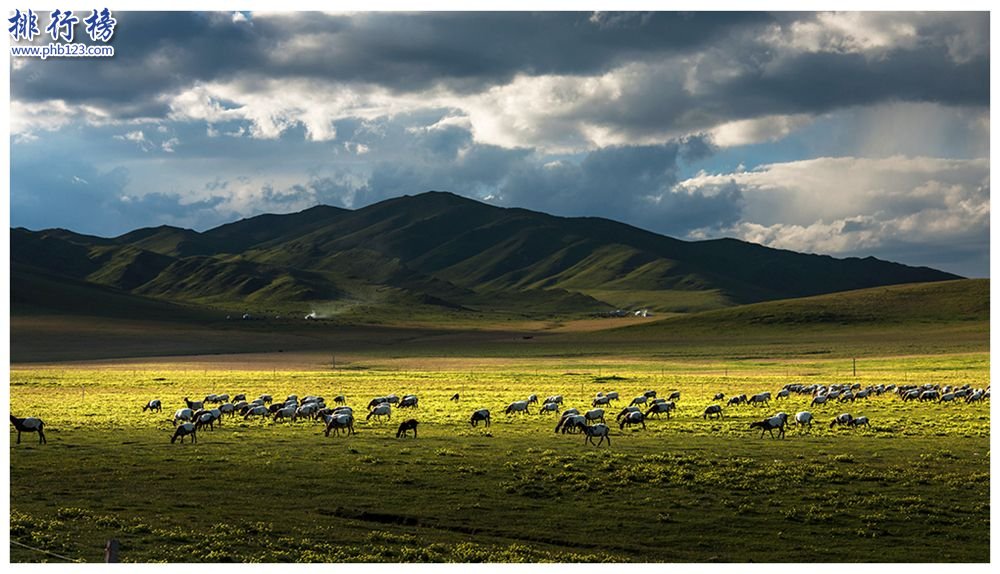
[243,405,269,420]
[204,394,218,404]
[966,390,986,403]
[505,400,531,415]
[273,405,297,422]
[195,411,218,431]
[713,393,725,401]
[939,393,957,404]
[605,391,620,402]
[584,408,606,424]
[592,395,612,407]
[619,411,646,430]
[849,416,870,428]
[367,403,392,422]
[538,402,560,415]
[776,389,790,400]
[668,391,681,401]
[296,403,320,420]
[839,391,855,403]
[367,397,388,409]
[258,394,272,405]
[398,395,419,409]
[142,399,162,413]
[396,419,419,438]
[582,423,611,446]
[629,395,649,407]
[727,394,747,407]
[555,414,587,434]
[748,393,770,407]
[183,397,204,411]
[749,416,786,439]
[829,413,854,428]
[450,393,460,402]
[920,390,940,402]
[232,394,247,403]
[385,394,400,405]
[219,403,236,417]
[334,395,347,405]
[616,405,640,421]
[702,405,724,419]
[171,422,197,444]
[561,408,580,417]
[10,415,46,444]
[645,402,675,419]
[470,409,491,427]
[810,395,829,407]
[526,394,538,405]
[173,408,194,427]
[324,413,356,437]
[794,411,814,429]
[544,395,564,405]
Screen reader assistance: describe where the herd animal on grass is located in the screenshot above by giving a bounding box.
[10,415,46,444]
[15,381,986,448]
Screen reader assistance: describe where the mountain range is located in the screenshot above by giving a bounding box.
[11,191,961,319]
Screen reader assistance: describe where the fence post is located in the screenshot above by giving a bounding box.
[105,539,119,563]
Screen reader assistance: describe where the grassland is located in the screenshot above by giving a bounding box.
[9,353,990,563]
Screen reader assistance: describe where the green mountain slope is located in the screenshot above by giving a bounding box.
[616,279,988,334]
[11,191,963,319]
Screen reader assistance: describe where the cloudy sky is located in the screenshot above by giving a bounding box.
[9,11,990,276]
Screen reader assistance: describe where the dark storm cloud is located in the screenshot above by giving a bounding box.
[10,154,227,235]
[352,133,741,238]
[729,47,989,115]
[493,139,743,235]
[11,11,770,110]
[13,11,987,124]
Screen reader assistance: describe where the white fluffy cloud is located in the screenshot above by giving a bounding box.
[764,12,988,63]
[680,156,989,261]
[708,114,815,148]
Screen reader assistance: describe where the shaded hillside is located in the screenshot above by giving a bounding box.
[11,191,962,318]
[11,263,213,322]
[612,279,988,334]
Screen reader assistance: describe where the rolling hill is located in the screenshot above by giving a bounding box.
[545,279,989,360]
[11,191,962,319]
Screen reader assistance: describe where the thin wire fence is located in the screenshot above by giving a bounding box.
[10,539,85,563]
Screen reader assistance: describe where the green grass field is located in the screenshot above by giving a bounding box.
[9,352,990,562]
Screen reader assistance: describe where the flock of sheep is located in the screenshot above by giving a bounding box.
[150,391,430,443]
[10,380,987,447]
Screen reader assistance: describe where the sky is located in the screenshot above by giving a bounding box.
[8,10,990,277]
